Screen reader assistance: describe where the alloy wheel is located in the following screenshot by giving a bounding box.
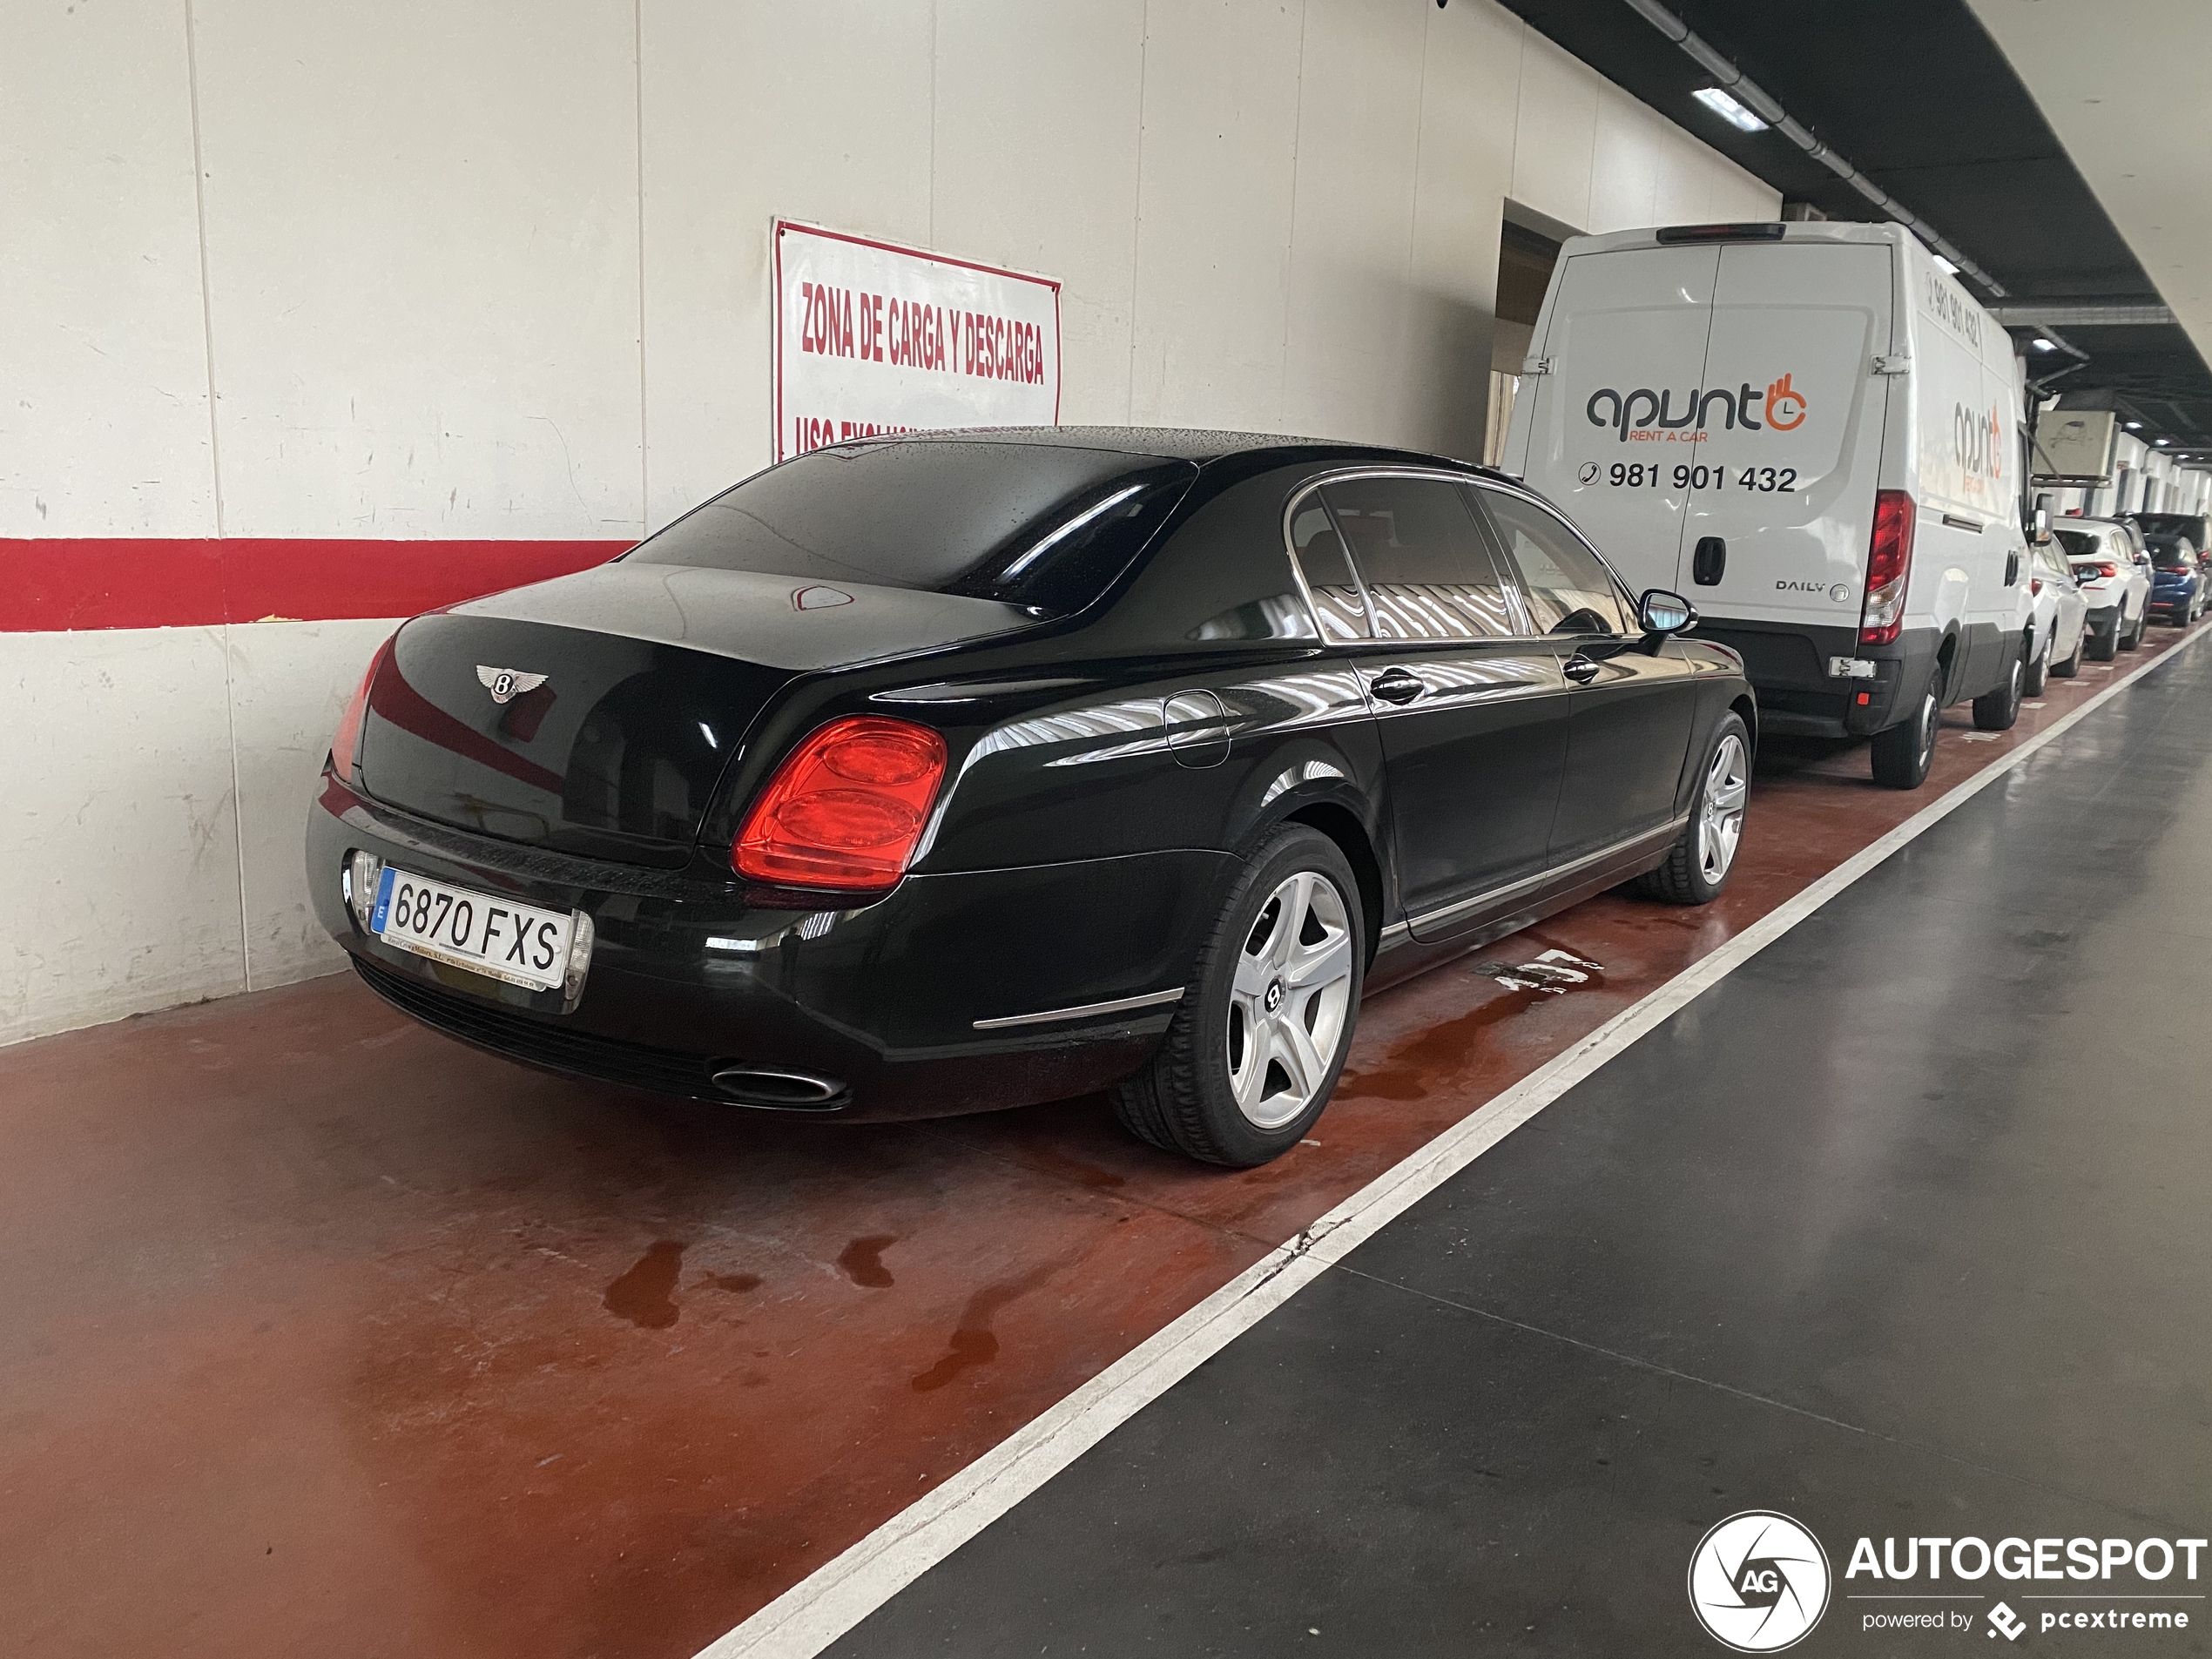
[1697,732,1749,884]
[1225,871,1355,1130]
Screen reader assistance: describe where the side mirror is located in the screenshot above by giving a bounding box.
[2032,506,2052,544]
[1639,589,1697,636]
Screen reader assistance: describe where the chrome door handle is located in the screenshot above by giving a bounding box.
[1561,653,1601,685]
[1368,668,1423,705]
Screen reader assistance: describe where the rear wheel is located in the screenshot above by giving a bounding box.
[1871,667,1941,789]
[1973,647,2023,731]
[2121,603,2146,650]
[1113,826,1363,1167]
[2089,612,2121,660]
[2020,627,2049,696]
[1636,713,1750,905]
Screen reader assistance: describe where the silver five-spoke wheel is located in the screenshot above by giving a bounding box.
[1696,732,1749,885]
[1226,871,1354,1130]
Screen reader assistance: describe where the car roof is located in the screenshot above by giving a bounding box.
[835,423,1503,477]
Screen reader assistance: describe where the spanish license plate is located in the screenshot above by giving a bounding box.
[371,867,573,993]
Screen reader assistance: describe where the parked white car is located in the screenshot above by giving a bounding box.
[2054,517,2151,659]
[2022,537,2089,691]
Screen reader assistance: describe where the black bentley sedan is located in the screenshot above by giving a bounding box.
[308,429,1753,1165]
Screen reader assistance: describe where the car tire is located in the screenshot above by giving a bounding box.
[1112,825,1364,1167]
[2048,624,2084,678]
[1871,667,1941,789]
[2021,627,2049,697]
[2088,614,2120,660]
[1972,647,2024,732]
[1635,711,1750,906]
[2121,604,2146,651]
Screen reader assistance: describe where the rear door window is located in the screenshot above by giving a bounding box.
[1476,489,1633,636]
[1318,475,1518,641]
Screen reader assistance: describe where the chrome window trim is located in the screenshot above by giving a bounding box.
[973,985,1186,1030]
[1280,465,1529,645]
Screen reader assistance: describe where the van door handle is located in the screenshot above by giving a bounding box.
[1368,667,1424,705]
[1562,653,1602,685]
[1693,536,1726,586]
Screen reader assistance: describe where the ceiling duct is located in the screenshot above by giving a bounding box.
[1621,0,2006,297]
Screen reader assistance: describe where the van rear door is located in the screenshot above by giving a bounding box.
[1676,241,1893,675]
[1511,244,1722,597]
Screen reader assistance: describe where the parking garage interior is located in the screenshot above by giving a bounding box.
[5,3,2210,1656]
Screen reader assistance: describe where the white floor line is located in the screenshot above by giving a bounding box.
[698,624,2212,1659]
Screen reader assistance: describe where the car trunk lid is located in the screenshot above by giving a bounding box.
[357,562,1032,865]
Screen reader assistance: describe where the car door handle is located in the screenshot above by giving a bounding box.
[1561,653,1601,685]
[1368,668,1424,705]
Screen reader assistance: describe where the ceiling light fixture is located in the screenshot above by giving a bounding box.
[2032,338,2057,351]
[1692,86,1770,132]
[2126,421,2143,429]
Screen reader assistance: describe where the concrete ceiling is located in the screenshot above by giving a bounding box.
[1966,0,2212,448]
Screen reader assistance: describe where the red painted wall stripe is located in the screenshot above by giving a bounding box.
[0,538,633,632]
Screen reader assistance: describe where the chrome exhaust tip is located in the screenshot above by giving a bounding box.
[710,1065,849,1110]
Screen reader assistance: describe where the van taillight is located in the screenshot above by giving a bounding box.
[327,637,393,786]
[732,717,948,892]
[1860,491,1917,647]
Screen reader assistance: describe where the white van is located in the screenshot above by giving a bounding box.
[1503,220,2033,788]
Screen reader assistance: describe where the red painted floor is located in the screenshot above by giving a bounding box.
[1,631,2191,1659]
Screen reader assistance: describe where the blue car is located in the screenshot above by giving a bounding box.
[2145,534,2204,626]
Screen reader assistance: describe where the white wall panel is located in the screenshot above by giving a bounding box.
[0,631,244,1045]
[1508,28,1600,234]
[189,0,644,540]
[933,0,1148,428]
[0,0,214,537]
[1406,0,1524,461]
[1278,0,1426,446]
[226,619,398,990]
[1587,87,1664,234]
[1126,0,1307,432]
[639,0,934,529]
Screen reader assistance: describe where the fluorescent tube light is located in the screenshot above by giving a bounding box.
[1692,86,1770,132]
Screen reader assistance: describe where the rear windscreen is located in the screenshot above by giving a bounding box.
[2054,529,2104,560]
[627,441,1197,616]
[2148,538,2195,569]
[2134,515,2210,546]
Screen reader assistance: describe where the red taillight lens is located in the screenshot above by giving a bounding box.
[2030,577,2044,597]
[1860,490,1917,646]
[733,716,948,891]
[327,637,393,785]
[2080,561,2118,581]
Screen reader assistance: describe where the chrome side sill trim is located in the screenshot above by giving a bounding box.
[1390,815,1689,941]
[974,987,1187,1030]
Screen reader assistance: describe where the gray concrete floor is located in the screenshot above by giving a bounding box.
[828,645,2212,1656]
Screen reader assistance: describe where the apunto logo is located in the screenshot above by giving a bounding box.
[1587,374,1809,442]
[1689,1511,1832,1652]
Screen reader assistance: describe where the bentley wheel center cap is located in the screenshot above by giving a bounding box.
[1264,980,1285,1014]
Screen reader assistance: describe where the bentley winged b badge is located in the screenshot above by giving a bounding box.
[476,665,549,705]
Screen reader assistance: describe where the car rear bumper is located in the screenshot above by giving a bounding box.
[1688,617,1932,738]
[308,774,1233,1121]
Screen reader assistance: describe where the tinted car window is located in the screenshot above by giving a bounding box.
[1476,489,1632,635]
[2054,528,2103,560]
[1287,500,1372,642]
[629,441,1196,617]
[1319,475,1516,641]
[2148,536,2195,570]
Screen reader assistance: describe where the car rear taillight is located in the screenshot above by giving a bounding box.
[732,716,948,892]
[1860,490,1917,647]
[2030,577,2043,597]
[2078,561,2118,582]
[327,637,393,785]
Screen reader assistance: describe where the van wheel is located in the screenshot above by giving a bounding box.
[2020,628,2049,697]
[1636,712,1750,905]
[1113,826,1363,1167]
[1973,650,2023,732]
[2048,624,2084,678]
[1871,670,1941,789]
